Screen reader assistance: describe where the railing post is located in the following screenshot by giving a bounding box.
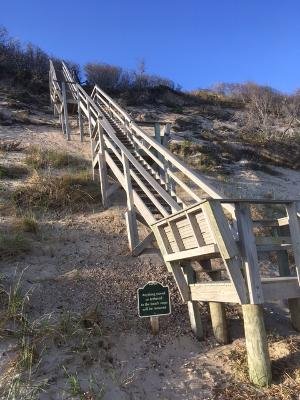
[122,152,139,252]
[154,123,164,181]
[76,86,84,142]
[87,101,96,180]
[284,201,300,331]
[208,268,229,344]
[183,264,204,340]
[235,202,271,386]
[97,119,109,208]
[61,82,70,141]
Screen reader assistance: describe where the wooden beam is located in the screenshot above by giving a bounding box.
[97,120,109,208]
[163,244,219,263]
[285,202,300,283]
[122,152,139,252]
[132,232,155,256]
[235,202,263,304]
[61,82,70,141]
[202,201,248,304]
[190,281,240,303]
[242,304,272,387]
[183,263,204,340]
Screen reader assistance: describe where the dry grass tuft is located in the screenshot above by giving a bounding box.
[25,146,88,170]
[13,215,38,234]
[0,234,31,260]
[0,140,23,152]
[13,171,102,213]
[214,336,300,400]
[0,164,29,179]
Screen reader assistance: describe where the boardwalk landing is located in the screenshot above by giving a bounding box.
[49,61,300,387]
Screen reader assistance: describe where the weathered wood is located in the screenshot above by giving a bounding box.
[209,302,229,344]
[163,244,219,262]
[202,201,248,304]
[97,120,109,208]
[274,223,300,332]
[122,152,139,251]
[261,277,300,301]
[61,82,70,141]
[150,316,159,334]
[183,264,204,340]
[288,298,300,331]
[208,269,229,344]
[77,87,84,142]
[190,281,240,303]
[242,304,272,387]
[132,232,155,256]
[235,203,263,304]
[285,202,300,283]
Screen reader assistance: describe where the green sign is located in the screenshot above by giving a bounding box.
[138,281,171,318]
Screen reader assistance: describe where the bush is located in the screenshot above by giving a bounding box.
[84,61,176,93]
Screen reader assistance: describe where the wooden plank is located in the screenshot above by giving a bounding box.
[168,221,185,251]
[235,202,264,304]
[122,152,139,251]
[285,202,300,283]
[61,82,70,141]
[261,277,300,301]
[104,151,155,224]
[170,262,191,301]
[132,232,155,256]
[255,236,291,246]
[202,201,248,304]
[190,281,240,303]
[164,244,219,262]
[242,304,272,387]
[77,86,84,142]
[186,212,206,246]
[183,263,204,339]
[97,120,109,208]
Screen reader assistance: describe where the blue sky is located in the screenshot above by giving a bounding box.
[2,0,300,92]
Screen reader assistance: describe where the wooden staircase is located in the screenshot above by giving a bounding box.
[49,60,300,387]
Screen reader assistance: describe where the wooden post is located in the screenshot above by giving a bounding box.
[61,82,70,141]
[235,203,264,304]
[87,102,96,180]
[288,298,300,331]
[285,202,300,331]
[150,316,159,334]
[122,152,139,252]
[208,269,229,344]
[77,86,84,142]
[242,304,272,387]
[183,263,204,340]
[275,224,300,332]
[154,123,165,182]
[97,120,109,208]
[209,302,229,344]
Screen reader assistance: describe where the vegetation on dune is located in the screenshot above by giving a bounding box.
[0,164,29,179]
[13,215,38,234]
[13,171,102,212]
[0,233,31,260]
[0,140,23,152]
[24,146,89,170]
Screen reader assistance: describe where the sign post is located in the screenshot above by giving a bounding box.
[138,281,171,334]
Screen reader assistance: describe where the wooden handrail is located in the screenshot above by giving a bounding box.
[53,61,236,218]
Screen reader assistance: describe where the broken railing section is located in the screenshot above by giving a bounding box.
[151,198,300,386]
